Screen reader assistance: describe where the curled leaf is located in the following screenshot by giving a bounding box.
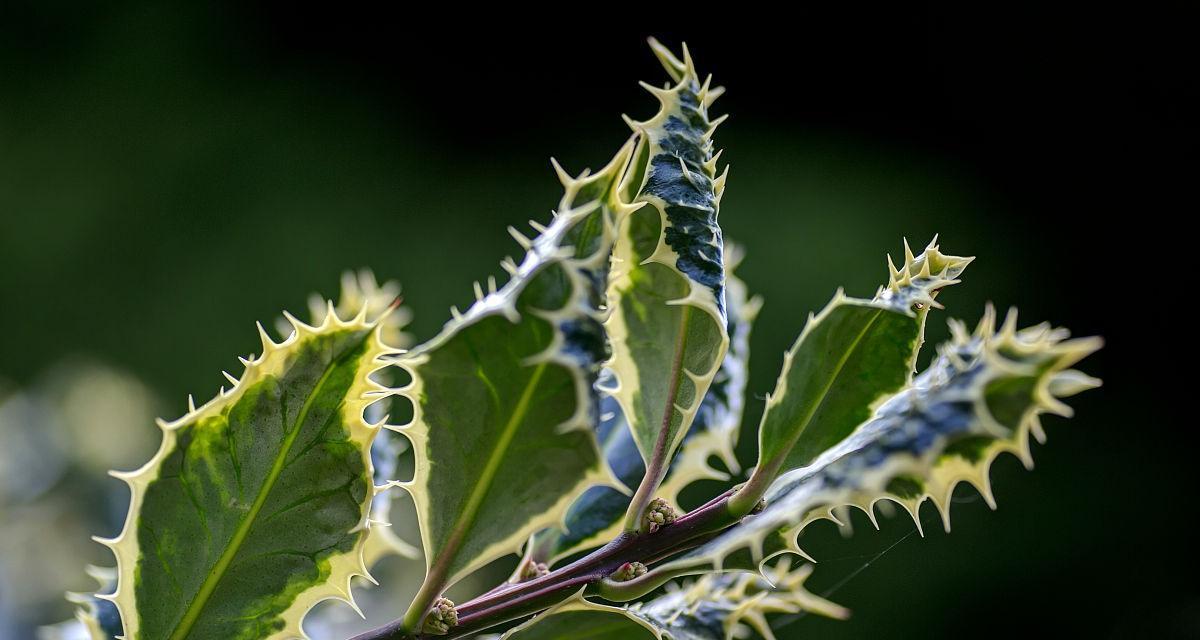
[525,250,758,566]
[613,308,1101,598]
[732,238,971,513]
[606,39,731,528]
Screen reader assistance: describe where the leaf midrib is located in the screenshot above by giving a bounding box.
[166,343,356,640]
[622,303,694,532]
[647,304,692,475]
[428,360,548,582]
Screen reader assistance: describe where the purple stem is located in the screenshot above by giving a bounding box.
[349,488,744,640]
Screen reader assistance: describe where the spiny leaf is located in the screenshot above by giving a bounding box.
[606,39,731,529]
[96,305,398,640]
[515,389,642,572]
[500,559,845,640]
[522,249,759,566]
[290,270,421,569]
[281,269,420,570]
[41,566,122,640]
[278,269,413,349]
[605,308,1101,598]
[392,141,639,612]
[731,237,971,512]
[362,428,420,568]
[657,243,760,508]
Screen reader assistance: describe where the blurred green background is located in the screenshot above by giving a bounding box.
[1,3,1191,639]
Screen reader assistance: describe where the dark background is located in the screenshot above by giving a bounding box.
[1,3,1192,638]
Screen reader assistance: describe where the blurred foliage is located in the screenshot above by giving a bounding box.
[1,3,1192,639]
[1,362,159,636]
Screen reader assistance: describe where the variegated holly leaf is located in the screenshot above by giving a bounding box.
[521,248,759,567]
[280,269,420,570]
[514,390,642,574]
[607,308,1101,599]
[95,305,398,640]
[40,566,122,640]
[655,243,760,509]
[362,427,420,567]
[730,237,971,514]
[392,141,641,630]
[500,559,845,640]
[278,269,412,350]
[605,39,731,530]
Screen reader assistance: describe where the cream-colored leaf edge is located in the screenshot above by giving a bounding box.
[94,302,401,640]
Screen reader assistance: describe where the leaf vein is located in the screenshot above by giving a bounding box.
[164,342,362,640]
